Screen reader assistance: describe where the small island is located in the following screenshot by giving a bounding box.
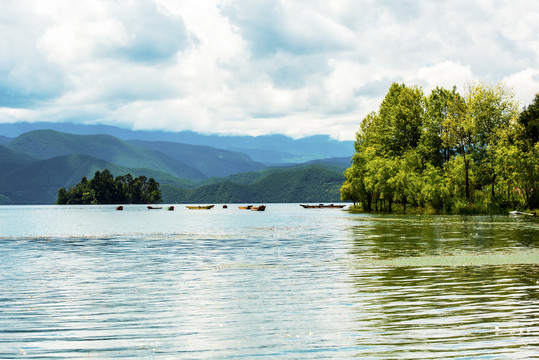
[56,169,162,205]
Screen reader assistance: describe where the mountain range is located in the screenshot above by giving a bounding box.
[0,123,352,205]
[0,122,353,164]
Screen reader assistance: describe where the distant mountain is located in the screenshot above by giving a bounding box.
[162,164,346,204]
[128,140,265,178]
[0,135,12,145]
[0,154,193,205]
[199,160,348,187]
[0,124,354,204]
[305,157,351,167]
[0,122,354,164]
[0,144,38,173]
[5,130,206,182]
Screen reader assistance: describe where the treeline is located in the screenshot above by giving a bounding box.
[57,169,162,204]
[341,82,538,214]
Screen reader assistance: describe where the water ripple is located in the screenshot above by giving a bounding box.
[0,206,538,358]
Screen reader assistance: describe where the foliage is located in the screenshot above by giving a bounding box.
[56,169,162,204]
[342,82,537,213]
[163,165,345,204]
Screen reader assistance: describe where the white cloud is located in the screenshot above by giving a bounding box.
[1,0,538,140]
[415,61,475,92]
[503,68,539,107]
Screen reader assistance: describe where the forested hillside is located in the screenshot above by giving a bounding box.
[5,130,206,181]
[0,154,192,204]
[162,165,345,204]
[341,82,538,214]
[129,140,265,177]
[0,135,11,145]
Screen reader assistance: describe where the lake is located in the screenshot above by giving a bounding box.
[0,204,538,359]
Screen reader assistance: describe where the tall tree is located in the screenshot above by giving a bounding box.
[518,93,539,149]
[378,83,425,155]
[419,86,458,167]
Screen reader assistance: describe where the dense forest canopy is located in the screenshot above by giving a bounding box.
[57,169,162,205]
[341,82,538,214]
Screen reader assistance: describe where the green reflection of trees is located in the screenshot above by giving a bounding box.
[348,264,539,358]
[347,215,539,261]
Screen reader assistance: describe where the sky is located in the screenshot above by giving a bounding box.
[0,0,538,141]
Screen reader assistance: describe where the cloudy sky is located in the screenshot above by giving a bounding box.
[1,0,538,140]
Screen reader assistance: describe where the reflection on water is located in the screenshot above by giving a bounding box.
[348,265,538,359]
[0,205,538,359]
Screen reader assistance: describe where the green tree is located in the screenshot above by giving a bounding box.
[518,93,539,149]
[56,170,162,205]
[342,81,527,214]
[90,169,115,204]
[378,83,425,155]
[419,86,458,167]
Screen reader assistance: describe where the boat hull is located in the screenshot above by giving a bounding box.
[300,204,346,209]
[186,205,215,210]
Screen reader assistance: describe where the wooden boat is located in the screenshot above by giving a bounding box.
[509,210,536,216]
[186,205,215,210]
[300,204,346,209]
[238,205,253,210]
[116,205,123,210]
[147,206,162,209]
[167,206,174,211]
[250,205,266,211]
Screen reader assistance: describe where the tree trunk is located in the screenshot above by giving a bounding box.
[403,196,407,213]
[491,173,496,200]
[464,155,470,200]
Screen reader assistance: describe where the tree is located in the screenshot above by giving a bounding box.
[518,93,539,149]
[90,170,115,204]
[342,81,528,213]
[419,86,458,167]
[378,83,425,155]
[57,170,162,205]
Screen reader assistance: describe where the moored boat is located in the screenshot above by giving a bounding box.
[186,205,215,210]
[509,210,536,216]
[250,205,266,211]
[147,206,162,209]
[167,206,174,211]
[116,205,123,210]
[238,205,253,210]
[300,204,346,209]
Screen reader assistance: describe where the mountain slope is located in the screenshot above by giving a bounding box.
[162,165,345,203]
[0,135,12,145]
[5,130,206,181]
[0,154,194,205]
[0,144,38,172]
[0,122,354,164]
[128,140,265,177]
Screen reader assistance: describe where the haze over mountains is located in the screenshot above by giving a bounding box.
[0,122,353,164]
[0,123,352,205]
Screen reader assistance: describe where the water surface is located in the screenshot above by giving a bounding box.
[1,205,538,359]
